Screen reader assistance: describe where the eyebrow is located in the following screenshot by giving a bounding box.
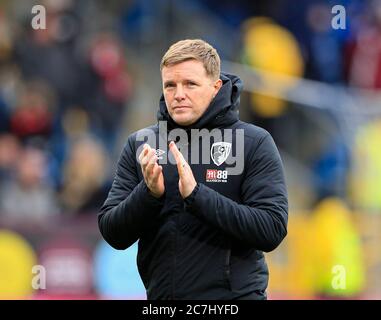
[163,80,175,87]
[163,78,199,87]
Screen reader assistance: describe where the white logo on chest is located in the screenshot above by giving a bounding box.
[211,142,231,166]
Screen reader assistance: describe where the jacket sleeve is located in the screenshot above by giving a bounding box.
[98,136,165,250]
[185,132,288,252]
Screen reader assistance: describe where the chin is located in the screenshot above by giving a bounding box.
[172,115,195,126]
[174,119,193,126]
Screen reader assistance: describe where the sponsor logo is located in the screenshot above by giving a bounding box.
[206,169,228,183]
[211,142,231,166]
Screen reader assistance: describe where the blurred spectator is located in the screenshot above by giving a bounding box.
[241,17,304,119]
[86,33,132,151]
[349,118,381,212]
[0,64,24,134]
[312,137,350,200]
[10,80,55,141]
[59,137,109,215]
[13,0,85,107]
[0,133,21,182]
[13,1,131,154]
[0,146,59,221]
[310,197,365,299]
[240,17,305,152]
[305,2,344,83]
[0,95,10,132]
[345,0,381,89]
[0,8,13,63]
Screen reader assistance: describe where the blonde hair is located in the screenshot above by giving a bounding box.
[160,39,221,80]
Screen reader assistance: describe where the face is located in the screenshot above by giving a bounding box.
[162,60,222,126]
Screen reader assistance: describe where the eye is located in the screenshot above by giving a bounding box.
[186,81,197,87]
[164,83,175,89]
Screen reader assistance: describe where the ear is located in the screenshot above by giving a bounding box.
[213,79,223,96]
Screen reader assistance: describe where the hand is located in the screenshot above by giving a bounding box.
[139,144,165,198]
[169,141,197,198]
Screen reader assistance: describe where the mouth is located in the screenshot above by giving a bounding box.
[173,106,191,111]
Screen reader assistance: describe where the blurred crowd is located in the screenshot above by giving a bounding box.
[0,0,381,299]
[0,0,133,222]
[225,0,381,215]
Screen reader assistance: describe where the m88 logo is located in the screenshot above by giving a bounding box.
[206,169,228,182]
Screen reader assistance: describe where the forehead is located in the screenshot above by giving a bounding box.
[161,60,208,80]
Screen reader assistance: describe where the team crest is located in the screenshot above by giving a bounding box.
[211,142,231,166]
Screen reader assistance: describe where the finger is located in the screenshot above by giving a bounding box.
[138,144,150,163]
[143,149,156,173]
[169,141,179,159]
[169,141,186,176]
[145,151,158,176]
[150,164,162,185]
[141,150,153,177]
[169,141,184,164]
[141,146,154,166]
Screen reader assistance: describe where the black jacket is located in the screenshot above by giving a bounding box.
[98,73,288,300]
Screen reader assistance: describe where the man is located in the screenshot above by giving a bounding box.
[98,39,288,300]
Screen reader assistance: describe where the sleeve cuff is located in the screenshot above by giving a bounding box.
[184,182,201,207]
[141,181,166,205]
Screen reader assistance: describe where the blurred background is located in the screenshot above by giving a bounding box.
[0,0,380,300]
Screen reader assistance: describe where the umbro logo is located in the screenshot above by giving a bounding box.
[155,149,166,159]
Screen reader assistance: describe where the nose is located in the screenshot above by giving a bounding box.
[174,85,185,101]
